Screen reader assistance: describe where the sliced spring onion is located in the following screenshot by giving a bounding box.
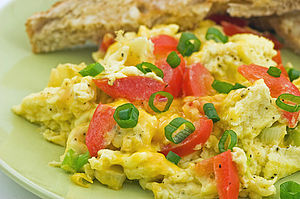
[218,130,238,153]
[276,94,300,112]
[280,181,300,199]
[288,68,300,82]
[148,91,173,113]
[212,80,234,94]
[177,32,201,57]
[113,103,139,128]
[267,66,281,77]
[61,149,90,173]
[231,83,247,90]
[136,62,164,78]
[166,51,181,68]
[203,103,220,123]
[79,62,105,77]
[205,27,228,43]
[212,80,246,94]
[166,151,181,165]
[165,117,195,144]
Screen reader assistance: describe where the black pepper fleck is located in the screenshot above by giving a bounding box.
[219,164,222,168]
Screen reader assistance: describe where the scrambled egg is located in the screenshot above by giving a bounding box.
[13,21,300,199]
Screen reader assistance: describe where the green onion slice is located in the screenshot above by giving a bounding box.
[166,151,181,165]
[148,91,173,113]
[218,130,238,153]
[276,94,300,113]
[165,117,195,144]
[212,80,246,94]
[79,62,105,77]
[203,103,220,123]
[288,68,300,82]
[61,149,90,173]
[177,32,201,57]
[267,66,281,77]
[232,83,247,90]
[113,103,139,128]
[205,27,228,43]
[212,80,234,94]
[280,181,300,199]
[136,62,164,78]
[166,51,181,68]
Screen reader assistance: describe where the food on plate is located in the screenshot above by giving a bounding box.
[26,0,300,53]
[14,21,300,198]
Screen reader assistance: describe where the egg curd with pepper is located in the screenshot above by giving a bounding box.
[13,20,300,199]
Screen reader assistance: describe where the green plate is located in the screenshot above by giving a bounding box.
[0,0,299,198]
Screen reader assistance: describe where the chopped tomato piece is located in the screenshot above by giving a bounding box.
[94,76,166,102]
[272,50,288,77]
[238,64,300,127]
[221,21,282,49]
[273,50,282,65]
[183,63,215,97]
[160,117,213,157]
[151,35,178,57]
[207,14,248,27]
[195,151,240,199]
[99,33,115,52]
[155,54,185,97]
[86,104,116,157]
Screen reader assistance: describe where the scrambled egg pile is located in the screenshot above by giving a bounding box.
[13,21,300,199]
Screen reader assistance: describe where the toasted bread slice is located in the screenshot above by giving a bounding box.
[211,0,300,18]
[26,0,212,53]
[269,12,300,53]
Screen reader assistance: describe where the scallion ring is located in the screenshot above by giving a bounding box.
[136,62,164,78]
[113,103,139,128]
[166,151,181,165]
[212,80,246,94]
[165,117,195,144]
[280,181,300,199]
[79,62,105,77]
[205,27,228,43]
[218,130,238,153]
[288,68,300,82]
[231,83,247,90]
[212,80,234,94]
[166,51,181,68]
[148,91,173,113]
[276,93,300,112]
[267,66,281,77]
[203,103,220,123]
[177,32,201,57]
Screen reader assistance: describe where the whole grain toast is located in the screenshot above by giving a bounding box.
[26,0,300,54]
[26,0,212,53]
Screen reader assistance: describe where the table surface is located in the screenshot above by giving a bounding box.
[0,170,40,199]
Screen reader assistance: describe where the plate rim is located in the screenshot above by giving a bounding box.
[0,159,62,199]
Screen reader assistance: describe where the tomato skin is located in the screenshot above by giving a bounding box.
[151,35,178,57]
[183,63,215,97]
[238,64,300,128]
[221,21,282,49]
[207,14,248,27]
[214,151,240,199]
[160,117,213,157]
[195,151,240,199]
[86,104,116,157]
[155,54,185,97]
[94,76,166,101]
[99,33,115,52]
